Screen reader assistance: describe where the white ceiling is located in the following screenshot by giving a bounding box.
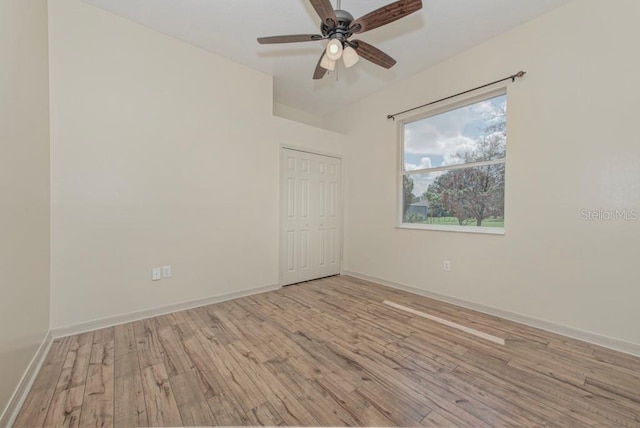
[84,0,569,116]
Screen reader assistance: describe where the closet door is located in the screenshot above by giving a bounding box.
[280,148,341,286]
[315,155,341,279]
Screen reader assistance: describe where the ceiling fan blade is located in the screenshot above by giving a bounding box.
[257,34,324,44]
[313,52,328,80]
[351,40,397,69]
[309,0,338,27]
[350,0,422,34]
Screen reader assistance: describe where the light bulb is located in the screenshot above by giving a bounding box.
[320,53,336,71]
[326,39,343,60]
[342,46,359,68]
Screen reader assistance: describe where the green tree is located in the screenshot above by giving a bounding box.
[402,175,416,220]
[422,189,450,218]
[426,103,506,226]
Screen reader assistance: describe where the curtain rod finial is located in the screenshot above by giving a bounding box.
[387,114,395,120]
[512,70,526,82]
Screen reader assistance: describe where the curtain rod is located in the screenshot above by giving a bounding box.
[386,70,526,120]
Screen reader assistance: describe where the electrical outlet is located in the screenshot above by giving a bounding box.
[443,260,451,271]
[152,267,162,281]
[162,265,172,278]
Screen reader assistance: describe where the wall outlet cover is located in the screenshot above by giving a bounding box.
[162,265,172,278]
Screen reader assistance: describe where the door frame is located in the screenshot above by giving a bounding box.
[278,145,344,287]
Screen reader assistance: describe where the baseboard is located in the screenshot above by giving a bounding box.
[51,283,281,338]
[343,271,640,357]
[0,331,53,428]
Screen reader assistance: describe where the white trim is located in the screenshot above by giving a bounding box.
[384,300,506,345]
[398,86,508,125]
[397,87,509,235]
[51,283,280,338]
[0,331,53,427]
[397,223,505,235]
[404,158,505,176]
[344,271,640,357]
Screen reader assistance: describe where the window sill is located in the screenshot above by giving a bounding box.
[397,223,505,235]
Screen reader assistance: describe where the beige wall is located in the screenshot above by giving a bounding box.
[49,0,344,329]
[273,103,326,130]
[329,0,640,348]
[0,0,51,418]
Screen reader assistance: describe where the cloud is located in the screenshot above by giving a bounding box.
[403,94,507,165]
[405,156,433,171]
[403,94,507,197]
[407,170,446,198]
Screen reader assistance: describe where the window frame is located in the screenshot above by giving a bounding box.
[397,86,508,235]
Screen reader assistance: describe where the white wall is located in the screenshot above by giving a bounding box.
[273,103,326,130]
[0,0,51,417]
[330,0,640,348]
[49,0,344,329]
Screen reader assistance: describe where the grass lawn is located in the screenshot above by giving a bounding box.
[420,216,504,228]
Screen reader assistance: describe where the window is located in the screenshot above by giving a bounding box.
[400,90,507,233]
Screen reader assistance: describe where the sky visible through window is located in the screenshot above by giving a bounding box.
[404,94,507,197]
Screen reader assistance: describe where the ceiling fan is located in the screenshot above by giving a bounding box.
[257,0,423,79]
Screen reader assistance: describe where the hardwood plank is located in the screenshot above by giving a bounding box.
[263,357,360,426]
[451,363,600,427]
[313,376,396,426]
[56,331,94,392]
[157,322,193,377]
[191,367,250,426]
[43,385,85,427]
[37,332,94,427]
[354,383,429,426]
[593,347,640,372]
[322,339,495,427]
[44,336,74,365]
[114,323,137,356]
[460,348,636,426]
[15,275,640,428]
[246,402,285,426]
[114,352,148,427]
[400,358,559,427]
[192,306,236,345]
[13,363,65,427]
[140,364,183,427]
[79,336,114,428]
[169,371,216,426]
[191,329,267,412]
[133,319,163,369]
[91,327,114,345]
[224,342,319,426]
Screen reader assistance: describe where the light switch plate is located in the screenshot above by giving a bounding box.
[162,265,172,278]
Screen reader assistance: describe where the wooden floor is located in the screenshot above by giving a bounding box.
[14,276,640,427]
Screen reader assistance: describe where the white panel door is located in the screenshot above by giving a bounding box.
[280,148,341,286]
[315,156,341,279]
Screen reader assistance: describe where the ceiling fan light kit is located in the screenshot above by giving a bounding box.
[320,53,336,71]
[257,0,423,79]
[342,45,359,68]
[326,39,343,60]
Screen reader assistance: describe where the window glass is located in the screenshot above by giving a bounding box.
[400,92,507,230]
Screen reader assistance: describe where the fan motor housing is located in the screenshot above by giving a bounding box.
[321,9,354,40]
